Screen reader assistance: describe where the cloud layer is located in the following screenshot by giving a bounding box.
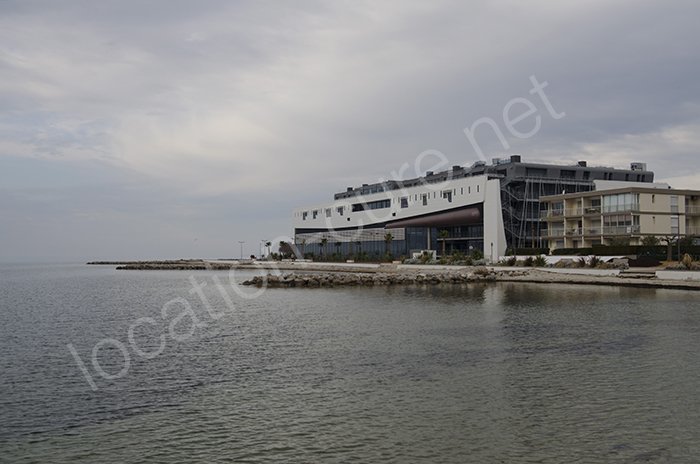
[1,0,699,260]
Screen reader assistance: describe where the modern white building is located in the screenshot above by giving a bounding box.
[293,173,507,261]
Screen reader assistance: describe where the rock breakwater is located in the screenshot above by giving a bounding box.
[241,268,528,288]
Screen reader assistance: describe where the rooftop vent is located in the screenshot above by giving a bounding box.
[347,187,353,192]
[452,165,463,171]
[630,162,647,171]
[577,160,587,167]
[510,155,521,163]
[426,171,434,176]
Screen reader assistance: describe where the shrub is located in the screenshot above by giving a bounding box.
[473,266,490,276]
[682,253,694,269]
[523,256,534,267]
[589,256,602,268]
[506,256,517,266]
[534,255,547,267]
[576,257,587,268]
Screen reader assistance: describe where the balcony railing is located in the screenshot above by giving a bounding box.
[541,208,587,218]
[686,227,700,235]
[602,203,640,213]
[545,229,566,237]
[685,206,700,215]
[602,225,641,235]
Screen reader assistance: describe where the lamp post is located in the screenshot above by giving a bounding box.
[238,241,245,260]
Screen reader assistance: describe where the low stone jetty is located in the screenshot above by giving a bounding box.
[241,268,525,288]
[87,260,235,270]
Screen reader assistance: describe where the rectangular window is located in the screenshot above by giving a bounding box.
[560,169,576,179]
[442,190,452,203]
[302,211,308,220]
[460,187,464,195]
[422,194,428,206]
[671,195,678,213]
[365,199,391,210]
[526,167,547,177]
[671,215,679,234]
[336,206,344,216]
[325,208,331,218]
[400,197,408,208]
[312,210,318,219]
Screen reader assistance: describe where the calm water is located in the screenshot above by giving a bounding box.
[1,264,699,463]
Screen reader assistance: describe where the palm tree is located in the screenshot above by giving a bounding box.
[278,241,293,259]
[438,229,449,257]
[320,238,328,259]
[265,241,272,258]
[383,232,393,256]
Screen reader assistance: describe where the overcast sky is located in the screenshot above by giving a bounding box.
[1,0,699,261]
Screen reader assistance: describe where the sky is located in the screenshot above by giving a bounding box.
[1,0,699,262]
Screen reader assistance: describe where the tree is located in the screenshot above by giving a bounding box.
[383,232,393,255]
[438,229,449,257]
[641,235,660,247]
[278,241,294,259]
[264,241,272,258]
[320,238,328,258]
[661,235,678,261]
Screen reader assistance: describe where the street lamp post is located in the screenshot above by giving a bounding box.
[238,241,245,260]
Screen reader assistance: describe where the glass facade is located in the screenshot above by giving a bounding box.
[602,193,639,213]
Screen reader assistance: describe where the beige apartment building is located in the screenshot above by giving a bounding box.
[540,187,700,250]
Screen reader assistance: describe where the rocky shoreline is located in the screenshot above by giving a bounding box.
[241,267,516,287]
[241,268,700,291]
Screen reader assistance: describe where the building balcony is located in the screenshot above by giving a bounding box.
[686,226,700,235]
[540,209,564,219]
[602,225,641,235]
[602,204,640,214]
[541,208,583,219]
[685,205,700,215]
[565,228,583,236]
[564,208,584,217]
[583,206,601,215]
[543,229,566,237]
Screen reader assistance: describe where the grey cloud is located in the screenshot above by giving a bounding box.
[1,0,699,260]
